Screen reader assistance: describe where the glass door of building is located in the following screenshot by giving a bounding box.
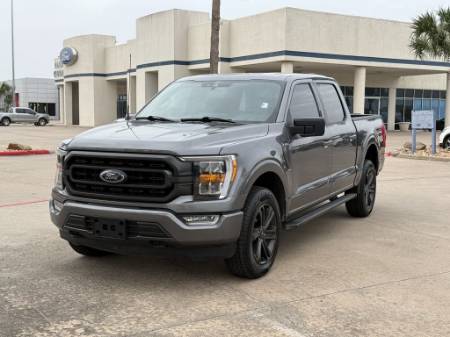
[364,97,380,115]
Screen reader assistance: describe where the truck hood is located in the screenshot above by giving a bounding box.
[67,120,269,155]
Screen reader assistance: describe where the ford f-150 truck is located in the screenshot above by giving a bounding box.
[50,74,386,279]
[0,107,50,126]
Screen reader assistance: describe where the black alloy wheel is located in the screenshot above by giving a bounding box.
[251,203,277,265]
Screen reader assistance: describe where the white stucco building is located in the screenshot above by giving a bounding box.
[1,78,59,118]
[54,7,450,130]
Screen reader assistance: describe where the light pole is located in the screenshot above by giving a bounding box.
[10,0,16,107]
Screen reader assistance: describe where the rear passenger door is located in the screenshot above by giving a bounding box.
[287,81,334,214]
[13,108,28,122]
[316,82,358,193]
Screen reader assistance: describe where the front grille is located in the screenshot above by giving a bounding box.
[64,152,192,203]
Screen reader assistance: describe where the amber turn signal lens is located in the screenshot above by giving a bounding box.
[198,173,225,184]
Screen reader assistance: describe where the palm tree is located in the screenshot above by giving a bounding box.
[209,0,221,74]
[0,82,13,111]
[410,7,450,61]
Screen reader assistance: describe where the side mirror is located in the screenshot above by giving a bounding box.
[290,118,325,137]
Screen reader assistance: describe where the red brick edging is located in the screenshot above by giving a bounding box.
[0,150,52,156]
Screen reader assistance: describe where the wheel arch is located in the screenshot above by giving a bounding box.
[365,143,379,171]
[240,161,288,221]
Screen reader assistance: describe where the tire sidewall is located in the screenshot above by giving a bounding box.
[38,118,47,126]
[2,118,10,126]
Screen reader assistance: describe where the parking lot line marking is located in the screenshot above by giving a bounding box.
[0,199,48,208]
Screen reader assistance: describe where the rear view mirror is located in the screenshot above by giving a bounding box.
[290,118,325,137]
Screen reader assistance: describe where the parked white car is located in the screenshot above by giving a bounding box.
[0,107,50,127]
[439,126,450,149]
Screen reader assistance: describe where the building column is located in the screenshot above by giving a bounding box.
[281,62,294,74]
[136,70,158,111]
[388,86,397,131]
[58,85,65,123]
[127,75,137,114]
[353,67,366,114]
[446,72,450,128]
[63,82,72,126]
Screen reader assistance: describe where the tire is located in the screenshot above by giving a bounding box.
[444,136,450,150]
[69,242,111,257]
[225,186,281,279]
[38,118,48,126]
[345,160,377,218]
[1,118,11,126]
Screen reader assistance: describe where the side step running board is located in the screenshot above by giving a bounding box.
[284,193,356,230]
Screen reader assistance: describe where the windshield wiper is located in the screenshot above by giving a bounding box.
[135,115,177,123]
[180,116,236,124]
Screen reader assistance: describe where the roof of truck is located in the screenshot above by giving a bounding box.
[179,73,333,82]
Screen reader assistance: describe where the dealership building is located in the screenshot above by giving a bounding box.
[54,7,450,129]
[1,78,59,118]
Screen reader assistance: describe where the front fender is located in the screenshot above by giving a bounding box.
[235,158,289,212]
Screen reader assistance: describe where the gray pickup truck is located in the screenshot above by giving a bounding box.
[0,107,50,126]
[50,74,385,278]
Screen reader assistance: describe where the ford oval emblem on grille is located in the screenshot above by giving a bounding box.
[99,169,127,184]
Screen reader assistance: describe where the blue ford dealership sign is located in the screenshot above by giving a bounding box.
[59,47,78,66]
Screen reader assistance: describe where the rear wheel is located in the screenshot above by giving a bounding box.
[69,242,111,257]
[346,160,377,217]
[1,118,11,126]
[444,136,450,149]
[38,118,47,126]
[225,187,280,279]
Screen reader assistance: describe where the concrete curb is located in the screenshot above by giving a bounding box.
[0,150,53,156]
[392,152,450,162]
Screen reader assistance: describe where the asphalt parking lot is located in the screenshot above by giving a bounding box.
[1,125,450,337]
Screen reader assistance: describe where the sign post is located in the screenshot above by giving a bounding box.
[411,110,436,155]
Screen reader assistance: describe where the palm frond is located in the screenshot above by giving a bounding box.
[410,8,450,61]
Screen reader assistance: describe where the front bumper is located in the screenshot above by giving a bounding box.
[50,198,243,257]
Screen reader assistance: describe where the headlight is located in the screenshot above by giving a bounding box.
[54,147,66,190]
[180,155,237,199]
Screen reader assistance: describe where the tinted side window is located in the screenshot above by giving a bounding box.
[16,109,26,114]
[289,84,319,119]
[318,84,345,124]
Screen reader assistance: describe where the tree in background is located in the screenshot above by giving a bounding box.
[0,82,13,111]
[410,7,450,61]
[209,0,221,74]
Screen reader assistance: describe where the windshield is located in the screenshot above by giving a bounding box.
[136,80,284,123]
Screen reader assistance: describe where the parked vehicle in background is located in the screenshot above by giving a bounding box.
[439,126,450,149]
[50,74,385,279]
[0,107,50,127]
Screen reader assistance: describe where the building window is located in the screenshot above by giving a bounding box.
[396,88,446,125]
[29,102,56,116]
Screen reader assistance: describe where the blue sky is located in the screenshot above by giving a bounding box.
[0,0,448,79]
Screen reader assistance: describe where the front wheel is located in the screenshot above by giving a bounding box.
[346,160,377,217]
[225,187,281,279]
[1,118,11,126]
[69,242,111,257]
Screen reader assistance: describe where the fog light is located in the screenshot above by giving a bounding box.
[182,215,220,226]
